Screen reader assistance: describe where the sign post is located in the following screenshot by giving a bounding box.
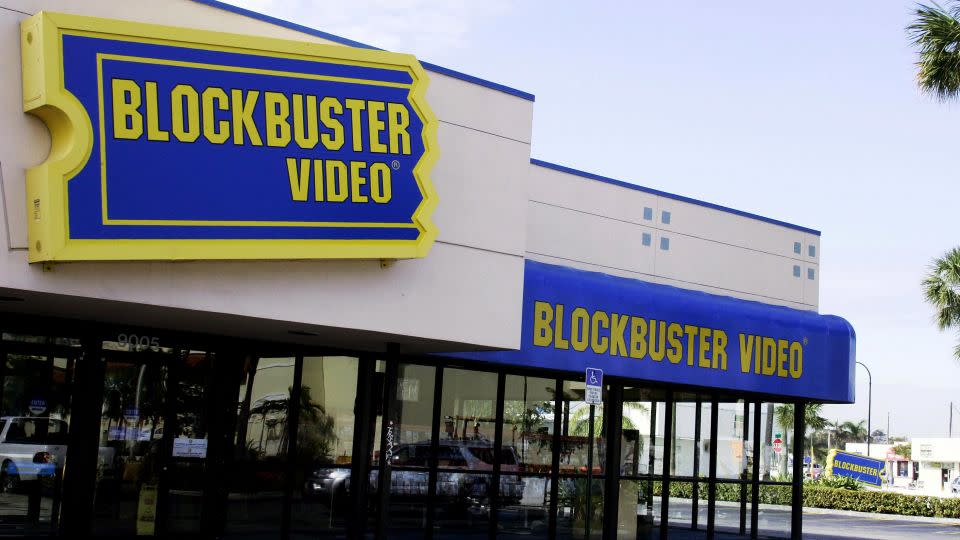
[584,368,602,540]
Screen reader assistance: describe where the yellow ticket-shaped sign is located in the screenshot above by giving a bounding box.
[21,12,438,261]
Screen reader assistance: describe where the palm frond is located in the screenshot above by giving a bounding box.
[922,248,960,354]
[909,2,960,100]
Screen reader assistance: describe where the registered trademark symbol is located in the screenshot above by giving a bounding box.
[391,160,400,170]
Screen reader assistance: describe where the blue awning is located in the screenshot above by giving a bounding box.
[459,260,855,403]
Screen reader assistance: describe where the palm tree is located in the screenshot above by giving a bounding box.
[840,420,868,444]
[922,248,960,360]
[910,5,960,359]
[804,404,828,465]
[772,404,828,477]
[831,419,869,449]
[909,1,960,100]
[773,405,794,477]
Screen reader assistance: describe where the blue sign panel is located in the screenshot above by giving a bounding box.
[21,12,438,261]
[459,260,856,403]
[586,368,603,387]
[828,450,884,486]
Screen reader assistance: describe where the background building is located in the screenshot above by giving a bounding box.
[0,1,854,538]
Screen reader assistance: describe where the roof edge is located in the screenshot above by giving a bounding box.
[530,158,821,237]
[188,0,536,102]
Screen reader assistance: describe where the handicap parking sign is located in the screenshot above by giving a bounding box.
[585,368,603,404]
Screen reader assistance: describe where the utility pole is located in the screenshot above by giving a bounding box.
[887,412,890,443]
[951,402,953,438]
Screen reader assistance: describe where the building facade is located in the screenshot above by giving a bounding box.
[0,1,855,539]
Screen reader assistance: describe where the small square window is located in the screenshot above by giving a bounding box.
[661,211,671,224]
[660,237,670,251]
[641,232,651,247]
[808,268,815,280]
[793,242,801,254]
[643,207,653,221]
[808,245,816,258]
[793,265,801,278]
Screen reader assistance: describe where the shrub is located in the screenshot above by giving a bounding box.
[813,475,863,491]
[651,479,960,518]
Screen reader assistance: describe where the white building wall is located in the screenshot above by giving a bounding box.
[0,0,826,353]
[526,164,820,311]
[0,0,531,351]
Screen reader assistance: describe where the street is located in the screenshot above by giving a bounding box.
[803,511,960,539]
[661,498,960,539]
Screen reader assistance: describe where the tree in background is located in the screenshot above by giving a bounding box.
[910,4,960,357]
[892,442,912,461]
[922,248,960,360]
[772,404,828,477]
[837,420,869,447]
[909,1,960,100]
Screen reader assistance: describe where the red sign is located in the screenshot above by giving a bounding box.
[773,438,784,454]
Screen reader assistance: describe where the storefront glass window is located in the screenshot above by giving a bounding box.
[556,379,606,540]
[0,335,79,536]
[290,356,359,538]
[715,400,749,480]
[433,368,497,538]
[756,402,794,539]
[666,393,700,533]
[715,480,751,536]
[226,356,295,539]
[166,350,215,534]
[93,339,173,536]
[614,387,664,540]
[498,375,556,539]
[377,363,436,537]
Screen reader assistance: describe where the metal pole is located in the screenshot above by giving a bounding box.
[790,403,805,540]
[857,362,872,456]
[586,403,595,540]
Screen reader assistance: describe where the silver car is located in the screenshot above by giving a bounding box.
[0,417,68,492]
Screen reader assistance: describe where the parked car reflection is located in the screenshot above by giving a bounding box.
[303,439,524,506]
[0,417,68,492]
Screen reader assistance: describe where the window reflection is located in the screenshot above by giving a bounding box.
[291,356,358,538]
[499,375,555,539]
[434,368,496,538]
[92,341,171,536]
[165,351,214,534]
[226,357,294,539]
[371,363,436,537]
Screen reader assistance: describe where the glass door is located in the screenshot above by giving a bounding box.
[92,338,174,536]
[164,350,217,534]
[91,338,219,537]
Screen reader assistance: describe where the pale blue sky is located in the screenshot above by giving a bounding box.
[226,0,960,438]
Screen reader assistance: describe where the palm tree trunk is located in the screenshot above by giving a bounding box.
[763,403,774,480]
[779,430,789,478]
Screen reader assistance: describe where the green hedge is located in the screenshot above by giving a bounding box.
[652,481,960,519]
